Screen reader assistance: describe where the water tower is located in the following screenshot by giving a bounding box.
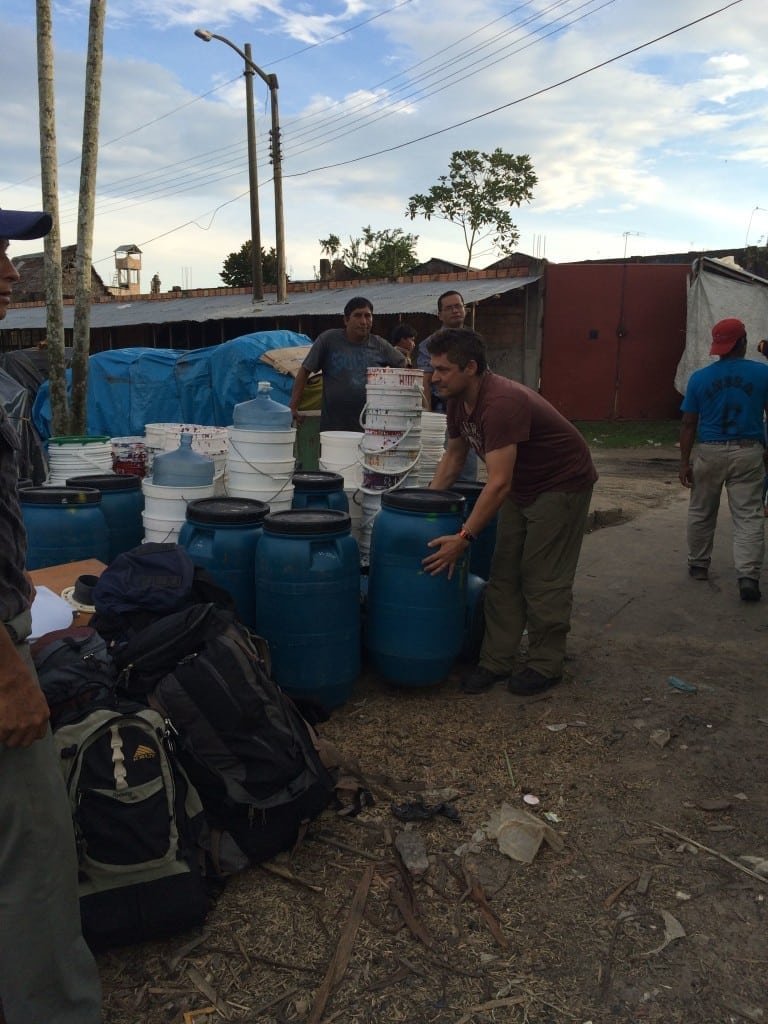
[112,244,142,294]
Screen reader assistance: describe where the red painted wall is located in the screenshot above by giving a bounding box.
[540,263,690,420]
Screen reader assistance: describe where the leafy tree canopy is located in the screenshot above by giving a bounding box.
[406,148,536,269]
[319,225,419,279]
[220,240,278,287]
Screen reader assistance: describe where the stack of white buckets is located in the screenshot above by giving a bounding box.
[225,381,295,509]
[319,366,426,564]
[226,426,295,510]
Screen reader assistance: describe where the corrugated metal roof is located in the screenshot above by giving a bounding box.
[2,275,540,331]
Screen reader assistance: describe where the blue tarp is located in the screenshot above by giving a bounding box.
[32,330,310,440]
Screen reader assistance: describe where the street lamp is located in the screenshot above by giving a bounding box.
[195,29,287,303]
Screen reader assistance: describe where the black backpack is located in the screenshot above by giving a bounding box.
[111,603,337,864]
[32,628,210,950]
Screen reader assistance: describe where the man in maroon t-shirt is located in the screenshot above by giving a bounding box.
[423,327,597,696]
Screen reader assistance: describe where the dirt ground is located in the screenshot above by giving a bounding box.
[99,445,768,1024]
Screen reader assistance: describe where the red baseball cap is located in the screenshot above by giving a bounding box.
[710,317,746,356]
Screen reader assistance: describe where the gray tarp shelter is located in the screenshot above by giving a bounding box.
[675,257,768,394]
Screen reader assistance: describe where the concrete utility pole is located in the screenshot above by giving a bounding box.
[195,29,287,303]
[36,0,67,437]
[71,0,106,434]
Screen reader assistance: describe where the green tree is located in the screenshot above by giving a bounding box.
[319,225,419,279]
[220,241,278,287]
[406,148,537,270]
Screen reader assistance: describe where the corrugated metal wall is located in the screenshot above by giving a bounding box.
[540,263,690,419]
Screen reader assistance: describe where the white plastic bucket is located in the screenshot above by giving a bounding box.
[226,452,295,476]
[228,427,296,464]
[46,437,113,485]
[363,407,422,433]
[366,367,423,388]
[225,468,293,492]
[320,431,365,487]
[360,446,420,474]
[346,487,363,545]
[358,492,383,564]
[142,511,183,544]
[226,483,294,511]
[365,385,422,413]
[142,479,215,519]
[320,431,364,461]
[319,458,364,488]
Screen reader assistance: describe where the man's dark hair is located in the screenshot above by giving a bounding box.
[426,327,487,374]
[344,295,373,318]
[391,323,416,345]
[437,289,464,312]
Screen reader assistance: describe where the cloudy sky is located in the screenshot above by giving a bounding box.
[4,0,767,295]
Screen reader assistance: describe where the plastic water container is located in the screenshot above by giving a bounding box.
[447,482,498,581]
[152,432,215,486]
[20,486,109,570]
[253,509,361,709]
[65,473,144,562]
[291,471,349,513]
[178,497,269,628]
[233,381,293,430]
[365,488,467,686]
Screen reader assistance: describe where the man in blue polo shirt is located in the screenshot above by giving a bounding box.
[679,317,768,602]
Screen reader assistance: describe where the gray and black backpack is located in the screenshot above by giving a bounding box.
[32,628,209,950]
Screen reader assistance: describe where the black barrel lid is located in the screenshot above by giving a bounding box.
[447,481,484,497]
[185,497,269,525]
[291,470,344,492]
[264,508,351,536]
[66,472,142,492]
[19,486,102,506]
[381,487,466,514]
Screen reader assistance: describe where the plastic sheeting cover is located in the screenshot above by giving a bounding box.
[674,265,768,395]
[32,330,311,440]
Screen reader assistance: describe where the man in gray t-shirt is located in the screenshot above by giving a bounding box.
[290,295,405,432]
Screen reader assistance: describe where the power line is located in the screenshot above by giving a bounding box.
[284,0,745,179]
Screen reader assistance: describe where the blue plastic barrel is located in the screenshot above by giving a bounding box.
[460,573,487,663]
[65,473,144,562]
[447,482,498,581]
[365,488,467,686]
[20,486,109,569]
[291,471,349,513]
[178,497,269,628]
[253,509,360,709]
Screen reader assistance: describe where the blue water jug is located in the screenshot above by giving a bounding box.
[20,486,109,569]
[365,488,467,686]
[65,473,144,562]
[447,482,498,581]
[291,471,349,512]
[151,433,214,486]
[233,381,293,430]
[253,509,360,709]
[179,497,269,628]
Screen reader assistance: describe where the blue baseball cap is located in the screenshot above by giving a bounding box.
[0,209,53,240]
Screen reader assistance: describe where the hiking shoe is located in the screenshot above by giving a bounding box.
[460,665,508,694]
[738,578,762,602]
[688,565,708,581]
[507,666,562,696]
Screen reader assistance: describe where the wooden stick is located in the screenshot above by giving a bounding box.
[259,861,324,892]
[651,822,768,884]
[307,864,374,1024]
